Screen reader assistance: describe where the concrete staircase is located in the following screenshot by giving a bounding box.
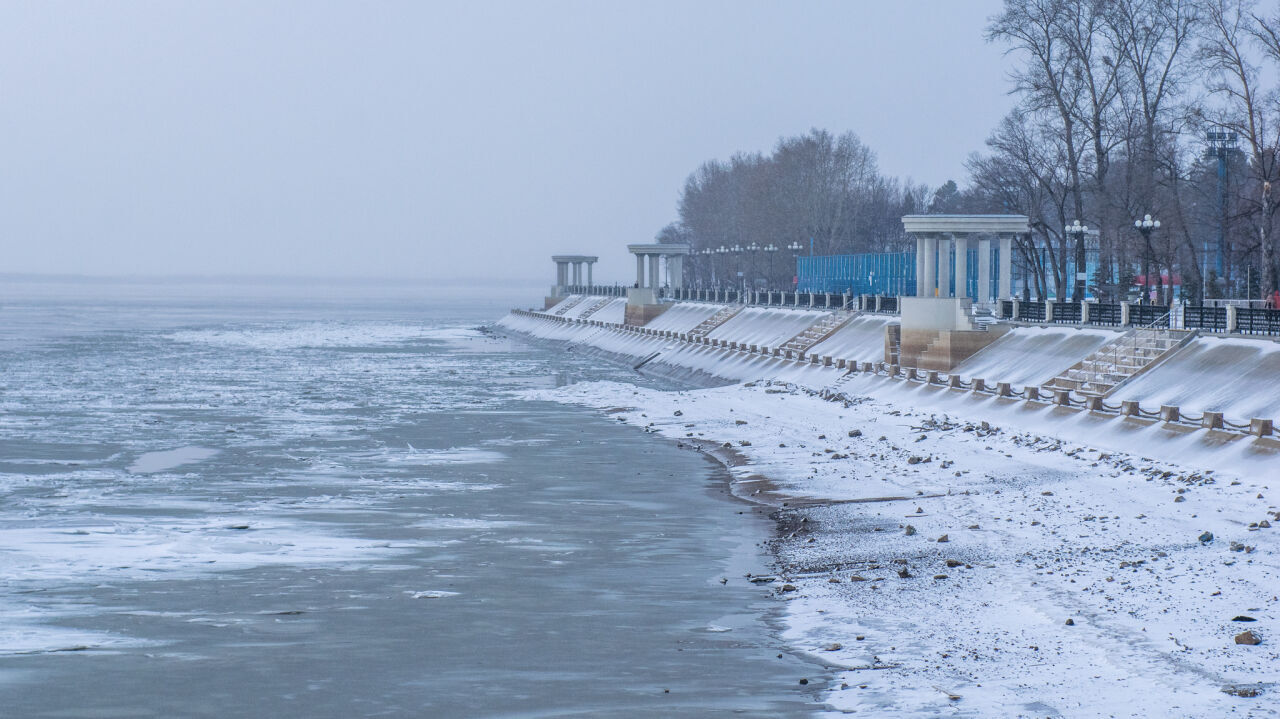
[687,305,743,339]
[576,296,614,319]
[1042,327,1196,396]
[778,311,855,357]
[552,295,586,316]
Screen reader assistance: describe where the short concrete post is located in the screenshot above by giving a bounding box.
[1120,400,1140,416]
[1045,300,1055,323]
[1085,396,1103,411]
[1226,305,1238,333]
[1012,300,1020,320]
[888,364,901,377]
[1120,302,1131,326]
[1160,405,1180,422]
[905,368,919,380]
[1053,389,1071,406]
[926,370,940,383]
[875,295,883,312]
[822,355,833,366]
[948,375,962,388]
[836,358,846,369]
[996,382,1012,397]
[1202,411,1224,429]
[971,378,986,392]
[862,361,875,372]
[1251,418,1273,436]
[1081,301,1092,325]
[1024,386,1041,401]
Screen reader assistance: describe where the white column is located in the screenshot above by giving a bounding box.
[915,235,927,297]
[953,234,968,300]
[558,262,569,286]
[586,262,593,288]
[938,235,952,298]
[648,254,660,289]
[635,254,644,287]
[668,255,683,289]
[922,235,937,298]
[978,238,992,304]
[999,234,1014,300]
[572,262,581,286]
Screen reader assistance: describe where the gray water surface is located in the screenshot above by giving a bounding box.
[0,279,828,718]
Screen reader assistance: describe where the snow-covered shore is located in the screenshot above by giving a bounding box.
[526,378,1277,717]
[503,305,1280,717]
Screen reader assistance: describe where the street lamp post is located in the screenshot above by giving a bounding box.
[1065,220,1088,302]
[763,244,778,289]
[787,241,802,289]
[1134,214,1160,305]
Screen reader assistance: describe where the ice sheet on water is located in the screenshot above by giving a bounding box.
[166,322,474,350]
[128,446,219,474]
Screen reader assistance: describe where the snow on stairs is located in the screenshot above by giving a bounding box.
[552,295,587,316]
[686,305,743,339]
[778,311,857,358]
[576,297,613,319]
[1041,327,1197,396]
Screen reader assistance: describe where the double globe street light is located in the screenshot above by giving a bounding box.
[1135,214,1161,305]
[1065,220,1089,301]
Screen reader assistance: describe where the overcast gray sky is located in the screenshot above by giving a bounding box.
[0,0,1010,283]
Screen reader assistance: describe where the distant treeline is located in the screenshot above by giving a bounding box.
[661,0,1280,305]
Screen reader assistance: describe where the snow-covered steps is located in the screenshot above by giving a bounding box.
[777,311,858,359]
[686,305,743,339]
[1043,327,1197,396]
[552,295,587,316]
[576,296,614,319]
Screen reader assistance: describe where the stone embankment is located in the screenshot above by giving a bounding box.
[503,296,1280,445]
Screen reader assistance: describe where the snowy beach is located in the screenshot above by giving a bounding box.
[526,376,1279,717]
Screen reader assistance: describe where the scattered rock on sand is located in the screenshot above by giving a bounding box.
[897,568,912,579]
[824,643,842,651]
[904,525,916,536]
[1065,618,1075,626]
[937,534,949,543]
[1234,631,1262,645]
[1199,531,1214,544]
[945,559,962,568]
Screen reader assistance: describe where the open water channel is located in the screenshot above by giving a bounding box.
[0,278,828,717]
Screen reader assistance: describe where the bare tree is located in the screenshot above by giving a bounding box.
[1199,0,1280,302]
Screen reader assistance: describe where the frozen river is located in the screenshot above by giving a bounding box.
[0,278,827,717]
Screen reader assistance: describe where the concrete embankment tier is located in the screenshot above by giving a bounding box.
[500,294,1280,450]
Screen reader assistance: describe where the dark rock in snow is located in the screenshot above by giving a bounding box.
[1235,631,1261,645]
[1199,531,1214,544]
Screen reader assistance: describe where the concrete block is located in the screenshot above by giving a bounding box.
[862,362,876,373]
[971,378,986,392]
[947,375,962,388]
[1160,405,1180,422]
[836,358,847,369]
[926,371,939,383]
[1121,400,1141,416]
[996,382,1012,397]
[1024,386,1041,401]
[1202,411,1224,429]
[1251,418,1273,436]
[1085,396,1103,411]
[1053,389,1071,406]
[888,364,901,377]
[822,355,833,366]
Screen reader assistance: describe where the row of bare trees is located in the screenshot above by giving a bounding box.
[658,0,1280,304]
[968,0,1280,303]
[667,129,928,288]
